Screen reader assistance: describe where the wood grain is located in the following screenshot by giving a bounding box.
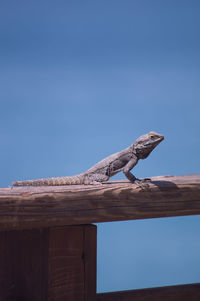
[0,175,200,230]
[0,228,49,301]
[0,225,97,301]
[48,226,85,301]
[48,225,97,301]
[97,283,200,301]
[83,225,97,301]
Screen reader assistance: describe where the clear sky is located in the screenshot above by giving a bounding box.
[0,0,200,293]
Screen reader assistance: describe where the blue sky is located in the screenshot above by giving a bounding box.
[0,0,200,292]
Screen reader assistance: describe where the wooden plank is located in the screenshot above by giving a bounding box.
[48,226,85,301]
[0,225,97,301]
[83,225,97,301]
[0,228,48,301]
[0,175,200,230]
[97,283,200,301]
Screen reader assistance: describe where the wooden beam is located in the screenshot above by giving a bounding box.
[0,175,200,230]
[97,283,200,301]
[0,225,97,301]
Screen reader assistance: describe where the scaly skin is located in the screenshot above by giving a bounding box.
[13,174,86,186]
[13,131,164,186]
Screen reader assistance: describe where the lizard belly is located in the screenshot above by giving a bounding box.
[109,168,123,177]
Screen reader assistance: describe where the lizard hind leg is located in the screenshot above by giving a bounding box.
[84,173,109,185]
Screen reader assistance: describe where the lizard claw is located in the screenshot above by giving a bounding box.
[141,177,151,182]
[134,178,151,189]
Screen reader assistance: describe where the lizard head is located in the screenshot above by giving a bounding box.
[134,131,164,159]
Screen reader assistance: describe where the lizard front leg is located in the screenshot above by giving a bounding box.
[123,156,138,183]
[123,157,151,185]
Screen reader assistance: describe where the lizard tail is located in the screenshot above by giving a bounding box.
[12,174,85,186]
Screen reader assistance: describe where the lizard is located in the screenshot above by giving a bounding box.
[12,131,164,186]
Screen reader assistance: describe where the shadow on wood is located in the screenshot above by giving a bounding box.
[0,175,200,230]
[0,175,200,300]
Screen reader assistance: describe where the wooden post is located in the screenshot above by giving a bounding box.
[0,225,96,301]
[0,175,200,300]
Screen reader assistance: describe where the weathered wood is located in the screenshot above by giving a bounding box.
[0,175,200,230]
[48,226,85,301]
[0,228,49,300]
[84,225,97,301]
[97,283,200,301]
[0,225,97,301]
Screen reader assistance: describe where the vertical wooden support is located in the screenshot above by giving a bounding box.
[0,225,97,301]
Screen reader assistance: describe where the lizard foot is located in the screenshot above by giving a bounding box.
[141,177,151,182]
[134,178,151,189]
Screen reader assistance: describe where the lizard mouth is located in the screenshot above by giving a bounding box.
[154,135,164,145]
[146,136,164,147]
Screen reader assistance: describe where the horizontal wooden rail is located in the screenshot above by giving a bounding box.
[0,174,200,230]
[97,283,200,301]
